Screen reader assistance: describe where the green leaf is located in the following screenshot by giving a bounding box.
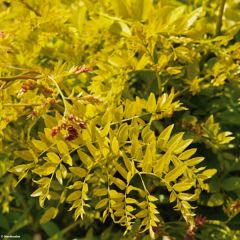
[69,167,88,178]
[109,190,125,200]
[56,169,63,185]
[93,188,108,197]
[33,178,50,186]
[136,209,148,218]
[146,93,156,113]
[118,123,129,143]
[57,140,69,154]
[186,157,204,166]
[166,67,182,75]
[181,7,202,31]
[148,195,158,202]
[43,115,58,128]
[111,177,126,190]
[66,191,81,202]
[207,193,224,207]
[169,191,177,202]
[222,177,240,191]
[62,154,72,166]
[111,136,119,155]
[40,207,58,224]
[109,21,131,37]
[173,139,193,155]
[9,163,34,173]
[142,144,152,173]
[154,150,171,176]
[31,188,44,197]
[178,148,197,160]
[77,150,93,166]
[86,142,99,159]
[157,124,174,148]
[202,169,217,178]
[46,152,61,164]
[60,164,67,179]
[113,161,128,179]
[165,164,187,182]
[95,198,108,209]
[32,163,56,176]
[166,133,184,152]
[14,150,35,161]
[100,122,110,137]
[112,0,129,18]
[32,139,48,152]
[173,182,193,192]
[41,222,60,238]
[178,193,197,201]
[122,151,132,173]
[126,198,138,204]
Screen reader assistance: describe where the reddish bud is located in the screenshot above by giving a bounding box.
[31,111,37,117]
[79,120,86,129]
[68,114,75,121]
[51,127,59,137]
[195,215,207,227]
[60,122,67,129]
[75,65,91,74]
[184,229,195,240]
[21,86,28,93]
[152,226,160,234]
[49,98,56,105]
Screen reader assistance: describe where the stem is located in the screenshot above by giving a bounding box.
[215,0,227,36]
[49,75,69,115]
[141,39,162,95]
[137,171,150,195]
[110,112,153,126]
[0,82,6,90]
[49,220,81,240]
[18,0,41,17]
[174,87,189,98]
[0,75,38,82]
[156,72,162,95]
[3,103,41,107]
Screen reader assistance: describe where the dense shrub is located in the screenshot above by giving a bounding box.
[0,0,240,239]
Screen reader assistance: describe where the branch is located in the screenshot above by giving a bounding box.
[215,0,227,36]
[3,103,41,107]
[0,75,38,82]
[49,75,69,115]
[49,220,81,240]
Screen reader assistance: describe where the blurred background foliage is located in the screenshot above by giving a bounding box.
[0,0,240,239]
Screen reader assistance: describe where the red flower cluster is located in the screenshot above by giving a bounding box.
[67,114,86,129]
[224,200,240,217]
[51,114,86,141]
[64,126,78,141]
[184,215,207,240]
[29,97,56,119]
[195,215,207,227]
